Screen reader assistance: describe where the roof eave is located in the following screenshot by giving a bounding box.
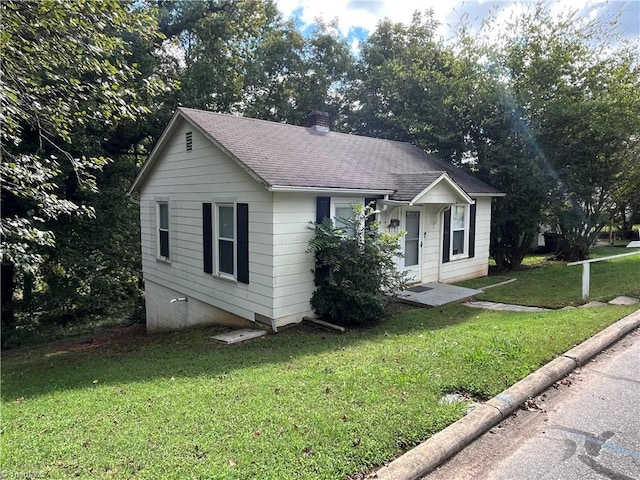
[268,185,395,195]
[127,109,184,196]
[469,192,506,197]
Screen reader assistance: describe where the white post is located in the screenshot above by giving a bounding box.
[582,262,590,301]
[567,251,639,304]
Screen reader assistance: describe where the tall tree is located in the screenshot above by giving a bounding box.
[243,19,355,126]
[448,26,552,270]
[156,1,355,125]
[157,0,283,112]
[0,0,164,328]
[498,4,640,260]
[347,11,467,162]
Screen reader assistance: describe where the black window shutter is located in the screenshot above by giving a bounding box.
[316,196,331,224]
[237,203,249,284]
[442,208,451,263]
[364,197,377,229]
[203,203,213,273]
[468,202,477,258]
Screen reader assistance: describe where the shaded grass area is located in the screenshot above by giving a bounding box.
[2,311,138,350]
[459,247,640,308]
[2,303,636,479]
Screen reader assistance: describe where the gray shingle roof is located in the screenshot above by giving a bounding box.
[176,108,501,197]
[391,172,447,201]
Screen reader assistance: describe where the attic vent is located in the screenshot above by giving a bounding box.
[185,131,193,152]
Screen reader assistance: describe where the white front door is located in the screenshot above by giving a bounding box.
[403,210,422,281]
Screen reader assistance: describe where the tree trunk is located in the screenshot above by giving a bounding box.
[1,262,16,328]
[555,238,589,262]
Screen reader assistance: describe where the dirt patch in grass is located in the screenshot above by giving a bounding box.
[2,323,163,359]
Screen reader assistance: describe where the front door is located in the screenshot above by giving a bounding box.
[404,210,421,281]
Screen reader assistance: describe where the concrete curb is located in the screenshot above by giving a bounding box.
[374,308,640,480]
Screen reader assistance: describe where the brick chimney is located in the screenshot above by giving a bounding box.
[306,110,330,132]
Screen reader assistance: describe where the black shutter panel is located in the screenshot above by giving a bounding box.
[364,197,377,229]
[237,203,249,284]
[442,208,451,263]
[203,203,213,273]
[468,202,477,258]
[316,196,331,224]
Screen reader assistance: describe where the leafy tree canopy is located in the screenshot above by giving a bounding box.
[0,0,164,272]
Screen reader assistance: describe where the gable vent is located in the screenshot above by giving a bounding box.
[185,131,193,152]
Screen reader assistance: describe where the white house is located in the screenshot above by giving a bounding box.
[128,108,503,331]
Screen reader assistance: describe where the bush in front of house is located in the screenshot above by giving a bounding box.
[307,204,407,327]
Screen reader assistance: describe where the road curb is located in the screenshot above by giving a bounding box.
[374,308,640,480]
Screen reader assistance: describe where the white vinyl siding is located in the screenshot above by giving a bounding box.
[271,192,316,322]
[377,198,492,285]
[138,119,274,323]
[440,198,491,283]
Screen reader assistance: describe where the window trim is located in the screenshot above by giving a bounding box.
[156,200,170,262]
[215,202,236,279]
[331,198,365,234]
[449,204,469,261]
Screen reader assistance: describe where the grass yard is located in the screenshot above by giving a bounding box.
[2,303,637,479]
[459,246,640,308]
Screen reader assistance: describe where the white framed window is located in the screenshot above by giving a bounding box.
[334,205,356,234]
[332,199,364,235]
[157,201,170,260]
[216,203,235,277]
[450,204,468,259]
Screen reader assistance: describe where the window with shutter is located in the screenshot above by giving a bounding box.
[217,204,235,276]
[443,202,477,262]
[203,203,213,273]
[204,202,249,283]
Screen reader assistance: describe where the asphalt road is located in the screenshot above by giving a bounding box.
[425,328,640,480]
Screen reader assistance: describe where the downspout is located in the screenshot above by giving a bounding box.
[128,191,141,205]
[379,194,390,213]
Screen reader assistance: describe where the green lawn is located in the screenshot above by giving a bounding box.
[2,303,637,479]
[459,247,640,308]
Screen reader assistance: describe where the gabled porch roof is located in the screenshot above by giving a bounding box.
[391,172,474,205]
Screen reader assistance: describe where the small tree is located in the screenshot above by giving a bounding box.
[307,204,406,327]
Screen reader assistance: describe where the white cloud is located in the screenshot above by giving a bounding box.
[275,0,638,41]
[276,0,453,36]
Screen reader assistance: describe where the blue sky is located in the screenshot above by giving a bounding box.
[275,0,640,49]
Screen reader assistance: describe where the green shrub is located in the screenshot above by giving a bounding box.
[307,204,406,326]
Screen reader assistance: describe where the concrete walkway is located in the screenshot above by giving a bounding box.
[465,296,638,313]
[374,308,640,480]
[465,301,550,312]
